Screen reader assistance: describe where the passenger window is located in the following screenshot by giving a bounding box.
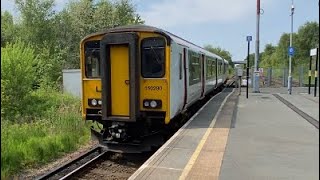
[85,41,100,78]
[188,51,201,85]
[141,37,165,78]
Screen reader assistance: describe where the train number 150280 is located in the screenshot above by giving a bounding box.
[145,86,162,91]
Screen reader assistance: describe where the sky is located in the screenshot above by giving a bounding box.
[1,0,319,62]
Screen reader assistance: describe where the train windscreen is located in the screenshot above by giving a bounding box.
[141,37,165,78]
[84,41,100,78]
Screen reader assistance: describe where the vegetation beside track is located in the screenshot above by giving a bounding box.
[0,42,91,179]
[1,0,144,178]
[0,90,91,179]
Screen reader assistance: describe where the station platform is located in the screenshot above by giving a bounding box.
[129,87,319,180]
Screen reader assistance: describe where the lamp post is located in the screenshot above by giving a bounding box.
[246,36,252,99]
[253,0,261,93]
[288,0,294,94]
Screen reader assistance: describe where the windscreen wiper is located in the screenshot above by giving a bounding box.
[149,46,163,64]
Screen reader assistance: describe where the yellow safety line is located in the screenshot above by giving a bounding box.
[179,90,234,180]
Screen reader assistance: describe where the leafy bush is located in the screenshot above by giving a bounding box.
[1,41,67,120]
[34,45,66,90]
[1,91,91,179]
[1,40,37,119]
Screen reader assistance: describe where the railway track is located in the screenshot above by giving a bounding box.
[36,146,108,180]
[36,80,234,180]
[37,145,152,180]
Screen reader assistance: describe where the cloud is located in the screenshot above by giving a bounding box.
[139,0,270,28]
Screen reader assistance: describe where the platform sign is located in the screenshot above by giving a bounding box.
[310,48,317,56]
[259,68,264,76]
[236,68,243,77]
[246,36,252,42]
[288,46,295,56]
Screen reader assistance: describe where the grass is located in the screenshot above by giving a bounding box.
[1,90,91,179]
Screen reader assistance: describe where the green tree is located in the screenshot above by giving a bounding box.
[259,21,319,69]
[204,45,234,67]
[14,0,56,51]
[113,0,144,26]
[272,33,290,67]
[57,0,144,68]
[260,43,276,67]
[1,41,37,118]
[1,11,17,46]
[295,21,319,66]
[248,53,255,68]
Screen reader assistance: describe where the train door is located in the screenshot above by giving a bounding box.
[182,48,188,110]
[201,54,205,97]
[215,58,218,87]
[110,45,129,116]
[100,33,140,122]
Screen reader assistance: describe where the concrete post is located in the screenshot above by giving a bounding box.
[283,68,288,87]
[267,67,272,87]
[283,68,286,87]
[299,66,304,87]
[251,67,254,88]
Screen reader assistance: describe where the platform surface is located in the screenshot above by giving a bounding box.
[220,88,319,180]
[129,87,319,180]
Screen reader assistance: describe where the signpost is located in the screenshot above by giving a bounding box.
[246,36,252,99]
[310,48,319,97]
[288,1,294,95]
[315,48,318,97]
[288,46,295,56]
[288,46,294,94]
[237,68,243,95]
[309,48,317,95]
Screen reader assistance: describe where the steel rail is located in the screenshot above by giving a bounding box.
[59,150,107,180]
[36,146,106,180]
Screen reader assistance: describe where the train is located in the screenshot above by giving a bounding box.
[80,25,229,152]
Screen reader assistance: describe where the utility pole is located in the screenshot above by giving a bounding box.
[246,36,252,99]
[288,0,294,95]
[253,0,260,93]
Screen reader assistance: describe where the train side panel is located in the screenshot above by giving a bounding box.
[169,41,185,119]
[204,57,216,95]
[186,49,202,108]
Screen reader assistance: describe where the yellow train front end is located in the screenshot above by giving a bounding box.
[80,26,171,152]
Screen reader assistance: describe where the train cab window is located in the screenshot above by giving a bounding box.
[85,41,100,78]
[141,37,165,78]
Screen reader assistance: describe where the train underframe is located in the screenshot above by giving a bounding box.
[89,114,185,153]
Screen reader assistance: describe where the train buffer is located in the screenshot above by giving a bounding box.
[129,87,319,180]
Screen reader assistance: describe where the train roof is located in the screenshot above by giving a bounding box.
[82,24,226,61]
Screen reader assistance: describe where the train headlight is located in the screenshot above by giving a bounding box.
[91,99,97,106]
[88,98,101,107]
[150,100,157,108]
[143,99,162,109]
[144,101,150,107]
